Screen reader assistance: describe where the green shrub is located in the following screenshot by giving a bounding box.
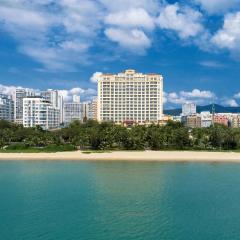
[6,143,29,150]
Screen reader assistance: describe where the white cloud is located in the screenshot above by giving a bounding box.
[58,87,97,102]
[212,12,240,50]
[0,0,100,70]
[60,40,89,53]
[103,3,156,54]
[234,92,240,98]
[165,89,216,106]
[0,0,238,70]
[19,46,67,70]
[0,84,23,96]
[0,5,49,30]
[163,92,168,104]
[194,0,240,14]
[166,92,187,105]
[60,0,102,37]
[199,60,225,68]
[0,0,158,68]
[69,88,85,95]
[105,8,155,30]
[180,89,215,98]
[157,3,204,39]
[165,90,240,108]
[223,99,239,107]
[168,92,178,99]
[90,72,102,83]
[99,0,160,13]
[105,28,151,53]
[0,83,96,102]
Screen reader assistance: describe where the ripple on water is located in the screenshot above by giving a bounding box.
[0,162,240,240]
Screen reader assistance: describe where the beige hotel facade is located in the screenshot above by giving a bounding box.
[97,69,163,124]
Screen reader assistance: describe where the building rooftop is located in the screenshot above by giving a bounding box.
[101,69,162,77]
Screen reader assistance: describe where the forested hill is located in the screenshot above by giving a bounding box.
[164,104,240,116]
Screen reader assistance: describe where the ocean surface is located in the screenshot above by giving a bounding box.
[1,161,240,240]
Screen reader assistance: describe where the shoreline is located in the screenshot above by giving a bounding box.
[0,150,240,162]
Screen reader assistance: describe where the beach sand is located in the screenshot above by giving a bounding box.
[0,151,240,162]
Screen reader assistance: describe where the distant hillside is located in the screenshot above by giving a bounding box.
[164,104,240,116]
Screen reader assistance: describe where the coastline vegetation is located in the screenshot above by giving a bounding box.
[1,119,240,152]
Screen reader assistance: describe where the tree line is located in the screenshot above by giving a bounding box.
[1,119,240,152]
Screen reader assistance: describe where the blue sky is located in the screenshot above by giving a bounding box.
[0,0,240,108]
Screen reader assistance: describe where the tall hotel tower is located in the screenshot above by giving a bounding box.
[97,69,163,124]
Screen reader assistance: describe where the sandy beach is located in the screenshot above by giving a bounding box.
[0,150,240,162]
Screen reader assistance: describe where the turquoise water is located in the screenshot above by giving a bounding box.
[1,161,240,240]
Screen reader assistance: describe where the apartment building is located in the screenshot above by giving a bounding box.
[13,88,35,124]
[0,93,14,122]
[63,95,82,124]
[231,115,240,128]
[213,115,229,127]
[23,97,60,130]
[41,89,64,123]
[182,115,201,128]
[182,103,197,116]
[200,111,212,128]
[91,97,98,121]
[97,69,163,124]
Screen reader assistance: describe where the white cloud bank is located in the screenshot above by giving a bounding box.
[194,0,240,14]
[58,87,97,102]
[105,8,155,30]
[234,92,240,98]
[222,99,239,107]
[0,84,96,102]
[212,12,240,50]
[157,4,204,39]
[0,0,207,69]
[90,72,102,83]
[105,28,151,54]
[1,83,240,107]
[164,89,216,106]
[0,0,240,71]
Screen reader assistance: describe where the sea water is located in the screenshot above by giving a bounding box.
[0,161,240,240]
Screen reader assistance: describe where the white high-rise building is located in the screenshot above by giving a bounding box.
[63,96,81,124]
[182,103,197,116]
[23,97,60,130]
[41,89,64,124]
[13,88,35,124]
[41,89,59,108]
[0,94,14,122]
[91,97,98,120]
[97,69,163,124]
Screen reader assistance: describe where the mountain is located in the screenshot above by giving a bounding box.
[164,104,240,116]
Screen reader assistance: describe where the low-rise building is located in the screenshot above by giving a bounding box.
[213,115,229,127]
[200,111,212,128]
[172,115,182,122]
[182,115,201,128]
[231,115,240,128]
[158,115,174,126]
